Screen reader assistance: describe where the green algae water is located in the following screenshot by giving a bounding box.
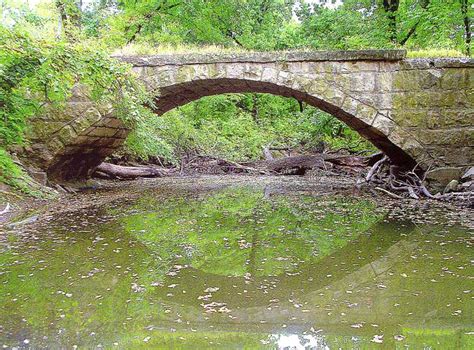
[0,177,472,349]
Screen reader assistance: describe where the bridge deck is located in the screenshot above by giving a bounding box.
[115,49,407,66]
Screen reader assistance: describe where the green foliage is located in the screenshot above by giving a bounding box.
[297,0,472,53]
[0,23,151,194]
[123,93,375,164]
[0,25,150,147]
[0,148,46,196]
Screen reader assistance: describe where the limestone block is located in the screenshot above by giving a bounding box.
[70,84,91,102]
[440,69,470,90]
[150,67,177,87]
[71,107,103,134]
[347,72,376,92]
[243,63,263,81]
[306,78,329,96]
[175,65,196,83]
[277,71,294,87]
[113,129,130,139]
[375,72,394,92]
[101,117,125,129]
[261,66,279,82]
[28,120,65,139]
[72,135,100,146]
[341,97,377,125]
[56,125,78,144]
[46,137,65,154]
[320,87,345,108]
[208,63,227,79]
[225,63,245,79]
[426,167,466,187]
[291,76,315,94]
[371,114,397,136]
[87,127,120,138]
[414,128,474,146]
[390,109,427,128]
[192,65,210,80]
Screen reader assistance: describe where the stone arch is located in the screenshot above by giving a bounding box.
[45,59,423,180]
[149,76,416,167]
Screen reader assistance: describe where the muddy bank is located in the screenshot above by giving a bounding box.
[1,175,473,230]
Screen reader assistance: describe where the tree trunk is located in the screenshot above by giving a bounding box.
[460,0,472,56]
[382,0,400,44]
[399,0,429,46]
[54,0,82,41]
[251,94,259,123]
[94,163,169,179]
[297,99,304,112]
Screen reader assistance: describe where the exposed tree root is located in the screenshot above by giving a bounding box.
[364,157,473,206]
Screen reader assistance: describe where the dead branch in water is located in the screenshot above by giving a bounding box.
[365,158,473,205]
[365,155,388,182]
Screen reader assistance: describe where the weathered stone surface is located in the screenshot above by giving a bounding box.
[22,50,473,181]
[27,170,48,186]
[114,50,407,67]
[426,167,466,188]
[443,179,459,193]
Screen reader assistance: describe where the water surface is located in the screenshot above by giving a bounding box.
[0,177,472,349]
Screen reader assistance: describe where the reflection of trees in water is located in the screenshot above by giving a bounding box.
[125,187,382,279]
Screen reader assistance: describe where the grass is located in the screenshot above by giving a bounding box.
[407,49,468,58]
[114,43,470,59]
[112,43,249,56]
[0,148,54,198]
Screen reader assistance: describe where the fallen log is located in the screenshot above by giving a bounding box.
[94,163,170,179]
[265,155,331,175]
[216,158,267,174]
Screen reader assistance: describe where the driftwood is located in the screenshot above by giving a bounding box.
[264,153,377,175]
[94,163,170,179]
[216,158,267,174]
[265,155,331,175]
[365,155,388,182]
[364,158,473,205]
[262,146,274,161]
[374,187,403,199]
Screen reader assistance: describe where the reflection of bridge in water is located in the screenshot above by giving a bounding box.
[144,218,471,347]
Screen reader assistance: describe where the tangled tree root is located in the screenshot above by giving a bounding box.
[364,156,473,206]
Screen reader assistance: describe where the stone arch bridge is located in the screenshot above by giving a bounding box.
[24,50,473,184]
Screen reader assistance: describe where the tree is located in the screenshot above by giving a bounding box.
[382,0,400,43]
[460,0,471,56]
[55,0,82,40]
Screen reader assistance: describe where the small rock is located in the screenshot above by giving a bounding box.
[461,167,474,180]
[443,180,458,194]
[28,170,48,186]
[460,180,473,191]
